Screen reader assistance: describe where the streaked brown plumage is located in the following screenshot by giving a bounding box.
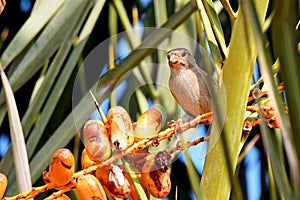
[167,48,212,118]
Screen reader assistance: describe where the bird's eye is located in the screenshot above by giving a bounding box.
[181,52,186,57]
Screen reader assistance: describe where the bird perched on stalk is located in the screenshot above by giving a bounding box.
[167,48,215,118]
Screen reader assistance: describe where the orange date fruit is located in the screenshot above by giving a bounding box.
[139,152,171,198]
[133,108,162,140]
[95,164,131,198]
[0,173,7,199]
[76,174,107,200]
[48,148,74,186]
[107,106,134,150]
[140,169,171,198]
[81,148,96,169]
[83,120,111,162]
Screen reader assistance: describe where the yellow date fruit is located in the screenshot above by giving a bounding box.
[83,120,111,162]
[81,148,96,169]
[95,164,131,198]
[133,108,162,140]
[0,173,7,199]
[107,106,134,150]
[76,174,107,200]
[48,148,74,186]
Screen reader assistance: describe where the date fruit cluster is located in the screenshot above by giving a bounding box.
[42,106,172,200]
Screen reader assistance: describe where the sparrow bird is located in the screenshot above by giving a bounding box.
[167,48,213,118]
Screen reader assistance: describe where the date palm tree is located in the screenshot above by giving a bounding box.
[0,0,299,199]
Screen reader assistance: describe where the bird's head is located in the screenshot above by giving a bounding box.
[167,48,195,71]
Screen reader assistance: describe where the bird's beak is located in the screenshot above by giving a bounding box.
[168,54,180,70]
